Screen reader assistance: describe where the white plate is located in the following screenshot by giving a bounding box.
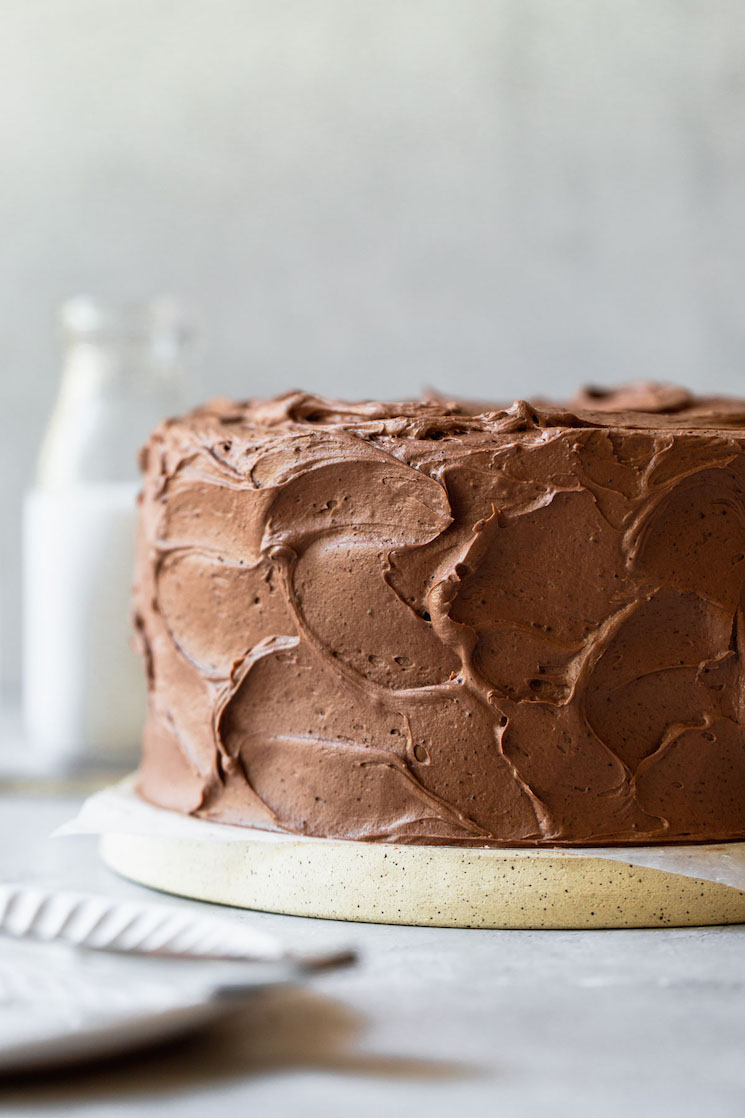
[0,884,318,1074]
[0,940,299,1073]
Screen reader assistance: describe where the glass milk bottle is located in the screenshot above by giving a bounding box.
[23,296,194,767]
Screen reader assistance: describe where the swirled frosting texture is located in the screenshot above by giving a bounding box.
[134,384,745,845]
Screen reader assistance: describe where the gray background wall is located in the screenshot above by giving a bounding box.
[2,0,745,694]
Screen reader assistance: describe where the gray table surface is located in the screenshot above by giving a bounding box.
[1,785,745,1118]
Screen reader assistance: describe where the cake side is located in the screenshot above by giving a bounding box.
[133,385,745,846]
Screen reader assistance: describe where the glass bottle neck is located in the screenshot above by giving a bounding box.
[37,297,195,489]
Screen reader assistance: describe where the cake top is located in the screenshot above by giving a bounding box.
[155,382,745,450]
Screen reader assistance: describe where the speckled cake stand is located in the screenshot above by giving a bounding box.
[100,831,745,929]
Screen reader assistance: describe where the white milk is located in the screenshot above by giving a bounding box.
[23,297,193,766]
[22,483,146,764]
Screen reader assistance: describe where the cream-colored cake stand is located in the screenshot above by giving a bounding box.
[100,830,745,930]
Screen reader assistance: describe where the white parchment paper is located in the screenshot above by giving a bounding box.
[57,776,745,892]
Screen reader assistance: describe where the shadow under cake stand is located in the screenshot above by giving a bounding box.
[100,826,745,930]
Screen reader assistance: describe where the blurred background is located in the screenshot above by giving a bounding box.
[2,0,745,699]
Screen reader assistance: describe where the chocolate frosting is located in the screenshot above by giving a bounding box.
[134,384,745,846]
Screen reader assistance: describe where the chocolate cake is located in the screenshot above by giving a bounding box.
[133,383,745,847]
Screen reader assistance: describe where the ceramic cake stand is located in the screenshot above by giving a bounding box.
[100,828,745,930]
